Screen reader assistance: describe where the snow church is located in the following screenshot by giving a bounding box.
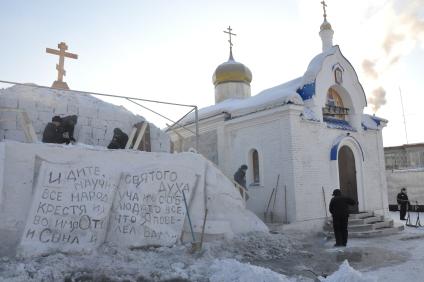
[169,12,390,226]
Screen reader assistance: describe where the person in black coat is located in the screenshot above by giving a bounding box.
[42,116,67,144]
[329,189,357,247]
[60,115,78,144]
[397,187,410,220]
[107,128,129,149]
[234,165,248,189]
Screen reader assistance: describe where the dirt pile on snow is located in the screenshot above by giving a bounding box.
[0,232,296,282]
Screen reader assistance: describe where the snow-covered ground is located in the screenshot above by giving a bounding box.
[1,211,423,282]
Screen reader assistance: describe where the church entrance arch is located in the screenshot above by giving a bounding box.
[338,145,359,213]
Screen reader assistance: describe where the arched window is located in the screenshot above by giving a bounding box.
[323,87,348,120]
[251,149,260,184]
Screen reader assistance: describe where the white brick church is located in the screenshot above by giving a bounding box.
[169,14,389,224]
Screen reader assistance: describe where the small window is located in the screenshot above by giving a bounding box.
[251,149,260,184]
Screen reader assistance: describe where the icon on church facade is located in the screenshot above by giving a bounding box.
[335,67,343,85]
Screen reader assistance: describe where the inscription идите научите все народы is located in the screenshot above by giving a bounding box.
[18,161,198,257]
[18,161,121,257]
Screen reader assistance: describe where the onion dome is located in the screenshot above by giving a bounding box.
[212,51,252,86]
[320,19,332,31]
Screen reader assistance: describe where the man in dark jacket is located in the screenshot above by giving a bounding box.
[397,187,410,220]
[234,165,248,189]
[329,189,357,247]
[42,116,66,144]
[107,128,129,149]
[60,115,78,144]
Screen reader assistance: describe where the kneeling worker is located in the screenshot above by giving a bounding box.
[42,116,65,144]
[107,128,129,149]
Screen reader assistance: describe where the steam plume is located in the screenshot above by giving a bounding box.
[368,87,387,113]
[362,0,424,113]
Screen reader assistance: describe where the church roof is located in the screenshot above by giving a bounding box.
[181,77,304,124]
[177,46,373,127]
[362,114,387,130]
[179,48,339,126]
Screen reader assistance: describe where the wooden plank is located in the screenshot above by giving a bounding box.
[125,127,138,149]
[18,111,38,143]
[133,122,148,150]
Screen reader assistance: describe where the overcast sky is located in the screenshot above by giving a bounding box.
[0,0,423,147]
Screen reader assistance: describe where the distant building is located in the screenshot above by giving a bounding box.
[385,143,424,170]
[385,143,424,208]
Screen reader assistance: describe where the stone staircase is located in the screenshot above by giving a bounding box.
[324,211,404,238]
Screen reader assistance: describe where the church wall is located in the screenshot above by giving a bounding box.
[0,85,170,152]
[358,130,389,215]
[217,107,300,223]
[309,48,367,131]
[178,130,218,165]
[289,118,388,221]
[288,120,334,222]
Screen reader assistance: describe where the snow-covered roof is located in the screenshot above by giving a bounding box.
[301,46,337,86]
[178,46,344,127]
[181,77,304,125]
[362,114,387,130]
[175,45,376,129]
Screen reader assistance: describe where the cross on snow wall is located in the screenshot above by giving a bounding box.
[0,84,169,151]
[0,142,267,258]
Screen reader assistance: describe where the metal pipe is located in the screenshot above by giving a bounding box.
[126,98,196,135]
[182,190,196,242]
[398,87,409,144]
[165,107,195,132]
[195,106,199,152]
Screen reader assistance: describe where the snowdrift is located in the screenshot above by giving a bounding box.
[0,141,267,258]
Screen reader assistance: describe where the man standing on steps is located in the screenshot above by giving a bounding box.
[397,187,410,220]
[329,189,357,247]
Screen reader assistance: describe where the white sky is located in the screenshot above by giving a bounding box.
[0,0,423,147]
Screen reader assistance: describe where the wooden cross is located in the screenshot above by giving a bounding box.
[321,1,328,20]
[224,26,237,48]
[46,42,78,89]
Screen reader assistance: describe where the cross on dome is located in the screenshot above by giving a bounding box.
[321,0,328,21]
[223,26,237,60]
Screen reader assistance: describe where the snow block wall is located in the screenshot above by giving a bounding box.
[0,84,170,151]
[0,141,267,257]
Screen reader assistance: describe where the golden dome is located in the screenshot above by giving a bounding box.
[212,54,252,86]
[320,19,332,31]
